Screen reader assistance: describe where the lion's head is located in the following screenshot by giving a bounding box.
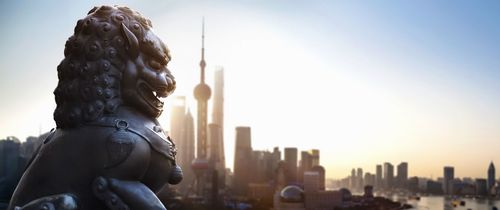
[54,5,175,128]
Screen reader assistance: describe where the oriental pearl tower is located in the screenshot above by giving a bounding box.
[191,19,211,197]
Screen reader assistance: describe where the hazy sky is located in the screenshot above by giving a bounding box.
[1,0,499,179]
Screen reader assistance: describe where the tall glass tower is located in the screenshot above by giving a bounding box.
[488,161,496,193]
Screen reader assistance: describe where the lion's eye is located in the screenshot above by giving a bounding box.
[149,59,162,70]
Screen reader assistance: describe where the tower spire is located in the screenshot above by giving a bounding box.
[202,17,205,56]
[200,17,206,83]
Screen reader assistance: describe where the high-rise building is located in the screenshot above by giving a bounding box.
[208,123,225,189]
[427,180,443,194]
[364,173,376,187]
[0,137,25,200]
[299,151,313,183]
[208,124,222,162]
[357,168,363,190]
[212,68,224,143]
[192,19,212,197]
[407,177,419,193]
[170,96,187,167]
[184,110,195,160]
[310,149,320,166]
[350,168,356,190]
[169,96,196,193]
[443,166,454,195]
[476,178,488,196]
[488,161,495,193]
[310,165,326,191]
[304,171,320,192]
[397,162,408,189]
[183,109,195,189]
[20,136,41,160]
[383,163,394,189]
[0,137,20,177]
[272,147,282,171]
[298,149,320,183]
[233,126,253,195]
[251,150,275,183]
[376,164,382,189]
[211,68,225,184]
[284,148,298,184]
[273,147,281,159]
[275,161,288,190]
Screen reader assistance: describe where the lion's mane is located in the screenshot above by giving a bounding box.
[54,5,161,128]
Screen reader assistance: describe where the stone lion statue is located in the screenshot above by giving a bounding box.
[9,5,182,210]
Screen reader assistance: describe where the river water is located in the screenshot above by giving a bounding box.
[404,196,500,210]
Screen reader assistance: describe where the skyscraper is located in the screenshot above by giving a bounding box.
[20,136,41,161]
[364,173,376,187]
[233,126,253,195]
[310,165,326,190]
[376,165,383,189]
[299,151,313,183]
[192,19,212,197]
[207,125,221,161]
[272,147,282,172]
[476,178,488,196]
[351,168,356,190]
[184,109,195,163]
[251,150,275,183]
[170,96,187,167]
[169,96,197,192]
[284,147,298,184]
[357,168,363,191]
[303,171,320,192]
[488,161,495,193]
[443,166,454,195]
[212,68,224,143]
[183,109,195,189]
[208,123,225,189]
[0,137,24,200]
[211,68,225,184]
[310,149,320,166]
[383,163,394,189]
[396,162,408,189]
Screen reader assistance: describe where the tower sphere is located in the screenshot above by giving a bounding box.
[194,83,211,101]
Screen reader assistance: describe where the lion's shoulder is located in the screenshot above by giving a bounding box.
[86,116,175,162]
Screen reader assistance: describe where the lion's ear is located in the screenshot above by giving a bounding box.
[121,23,139,59]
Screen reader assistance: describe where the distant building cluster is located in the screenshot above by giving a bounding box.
[230,129,349,210]
[0,135,45,205]
[229,130,405,210]
[332,162,408,193]
[329,162,500,198]
[412,163,500,197]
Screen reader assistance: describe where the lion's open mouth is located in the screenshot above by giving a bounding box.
[138,82,167,110]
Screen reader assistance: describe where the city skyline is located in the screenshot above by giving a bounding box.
[1,0,500,180]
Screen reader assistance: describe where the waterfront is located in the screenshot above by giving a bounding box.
[405,196,500,210]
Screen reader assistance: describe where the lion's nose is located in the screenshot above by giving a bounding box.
[166,76,176,93]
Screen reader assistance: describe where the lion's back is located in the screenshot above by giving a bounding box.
[9,125,150,210]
